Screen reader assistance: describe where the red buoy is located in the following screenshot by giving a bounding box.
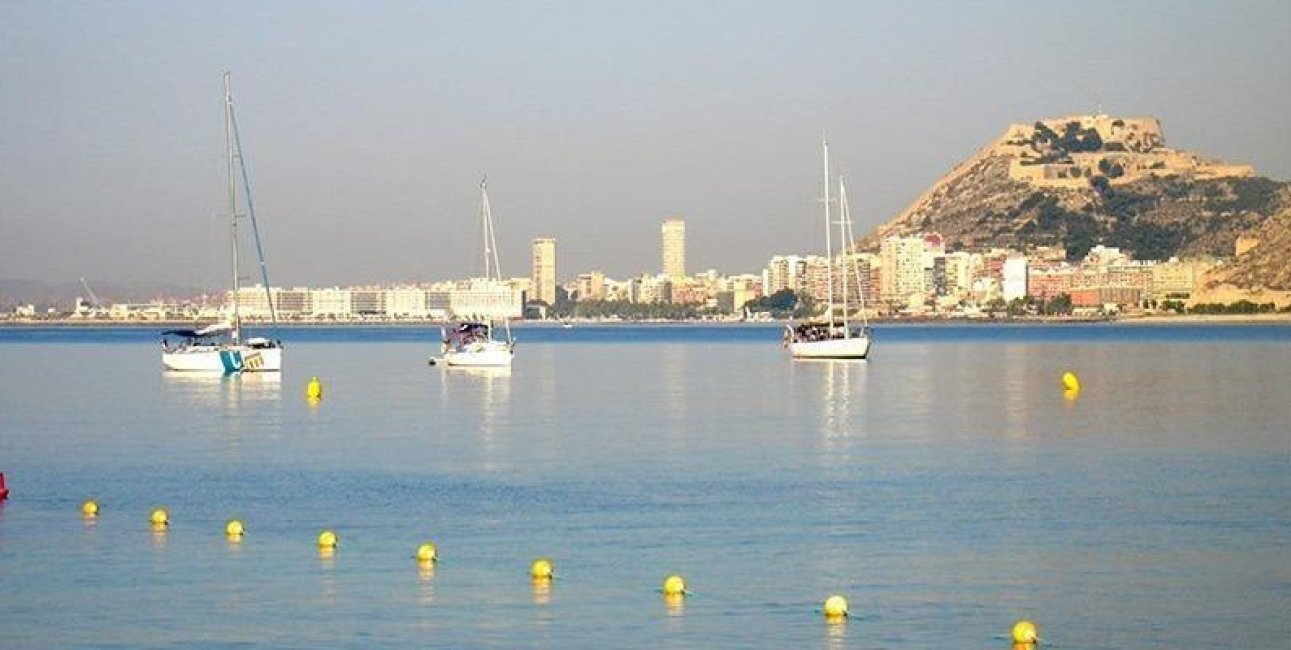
[0,472,9,500]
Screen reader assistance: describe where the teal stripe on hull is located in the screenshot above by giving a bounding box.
[219,350,243,373]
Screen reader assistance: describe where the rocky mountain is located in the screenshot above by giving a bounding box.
[859,114,1291,270]
[1191,207,1291,306]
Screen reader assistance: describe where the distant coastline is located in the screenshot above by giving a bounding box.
[1,313,1287,329]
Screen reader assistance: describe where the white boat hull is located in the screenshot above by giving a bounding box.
[162,346,282,372]
[789,335,871,360]
[442,341,513,368]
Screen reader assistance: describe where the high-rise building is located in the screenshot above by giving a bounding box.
[531,237,557,305]
[879,235,926,304]
[661,218,686,280]
[763,255,808,294]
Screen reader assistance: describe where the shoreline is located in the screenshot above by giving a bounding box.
[1,313,1287,329]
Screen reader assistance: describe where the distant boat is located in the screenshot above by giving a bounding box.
[439,178,515,368]
[785,138,872,360]
[560,319,574,329]
[162,73,281,373]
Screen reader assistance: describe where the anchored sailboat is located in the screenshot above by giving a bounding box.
[785,138,872,360]
[162,73,282,373]
[439,178,515,368]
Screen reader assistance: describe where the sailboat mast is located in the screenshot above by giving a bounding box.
[224,72,241,341]
[841,178,872,330]
[479,178,492,280]
[822,138,835,323]
[842,178,869,329]
[479,179,512,343]
[838,179,851,333]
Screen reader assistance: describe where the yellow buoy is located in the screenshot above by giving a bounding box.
[416,542,438,563]
[823,595,848,620]
[81,499,99,517]
[662,574,687,596]
[530,557,554,580]
[1061,371,1080,392]
[306,377,323,400]
[150,507,169,526]
[226,519,245,538]
[317,529,338,549]
[1012,619,1039,643]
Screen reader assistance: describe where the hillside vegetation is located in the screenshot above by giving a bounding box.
[860,115,1290,270]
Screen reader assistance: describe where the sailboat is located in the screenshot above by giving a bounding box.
[439,178,516,368]
[162,73,282,373]
[785,138,872,360]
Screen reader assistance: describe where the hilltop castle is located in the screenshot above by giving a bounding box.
[999,114,1254,189]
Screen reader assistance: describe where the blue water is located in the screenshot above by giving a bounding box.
[1,323,1288,648]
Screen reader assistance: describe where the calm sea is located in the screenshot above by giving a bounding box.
[1,323,1288,648]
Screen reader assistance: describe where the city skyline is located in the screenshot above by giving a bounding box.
[2,2,1289,289]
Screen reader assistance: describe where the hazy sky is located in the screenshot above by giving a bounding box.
[3,1,1289,289]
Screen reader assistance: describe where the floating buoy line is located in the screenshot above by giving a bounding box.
[49,499,1046,640]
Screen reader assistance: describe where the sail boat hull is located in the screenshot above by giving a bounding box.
[789,334,871,360]
[442,341,513,367]
[163,346,282,372]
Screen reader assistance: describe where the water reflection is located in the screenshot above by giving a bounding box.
[662,593,685,634]
[823,617,848,649]
[416,561,436,606]
[791,359,868,445]
[161,371,282,406]
[1000,344,1029,438]
[439,367,513,473]
[660,345,688,421]
[149,525,168,550]
[318,547,338,606]
[821,360,866,442]
[160,372,283,449]
[662,593,685,616]
[530,578,552,606]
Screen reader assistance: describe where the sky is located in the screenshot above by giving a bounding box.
[2,1,1289,290]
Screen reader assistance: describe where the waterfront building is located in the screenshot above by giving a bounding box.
[724,273,763,312]
[227,285,309,319]
[602,277,630,302]
[944,251,978,299]
[628,273,672,304]
[532,237,557,305]
[1084,245,1130,267]
[764,255,806,294]
[802,255,832,303]
[880,235,925,306]
[930,255,948,297]
[425,284,452,319]
[670,279,708,306]
[1002,257,1029,302]
[310,288,352,318]
[829,252,874,311]
[385,286,429,318]
[350,289,385,317]
[662,218,686,280]
[1028,263,1075,299]
[449,278,522,320]
[575,271,606,302]
[1150,257,1215,300]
